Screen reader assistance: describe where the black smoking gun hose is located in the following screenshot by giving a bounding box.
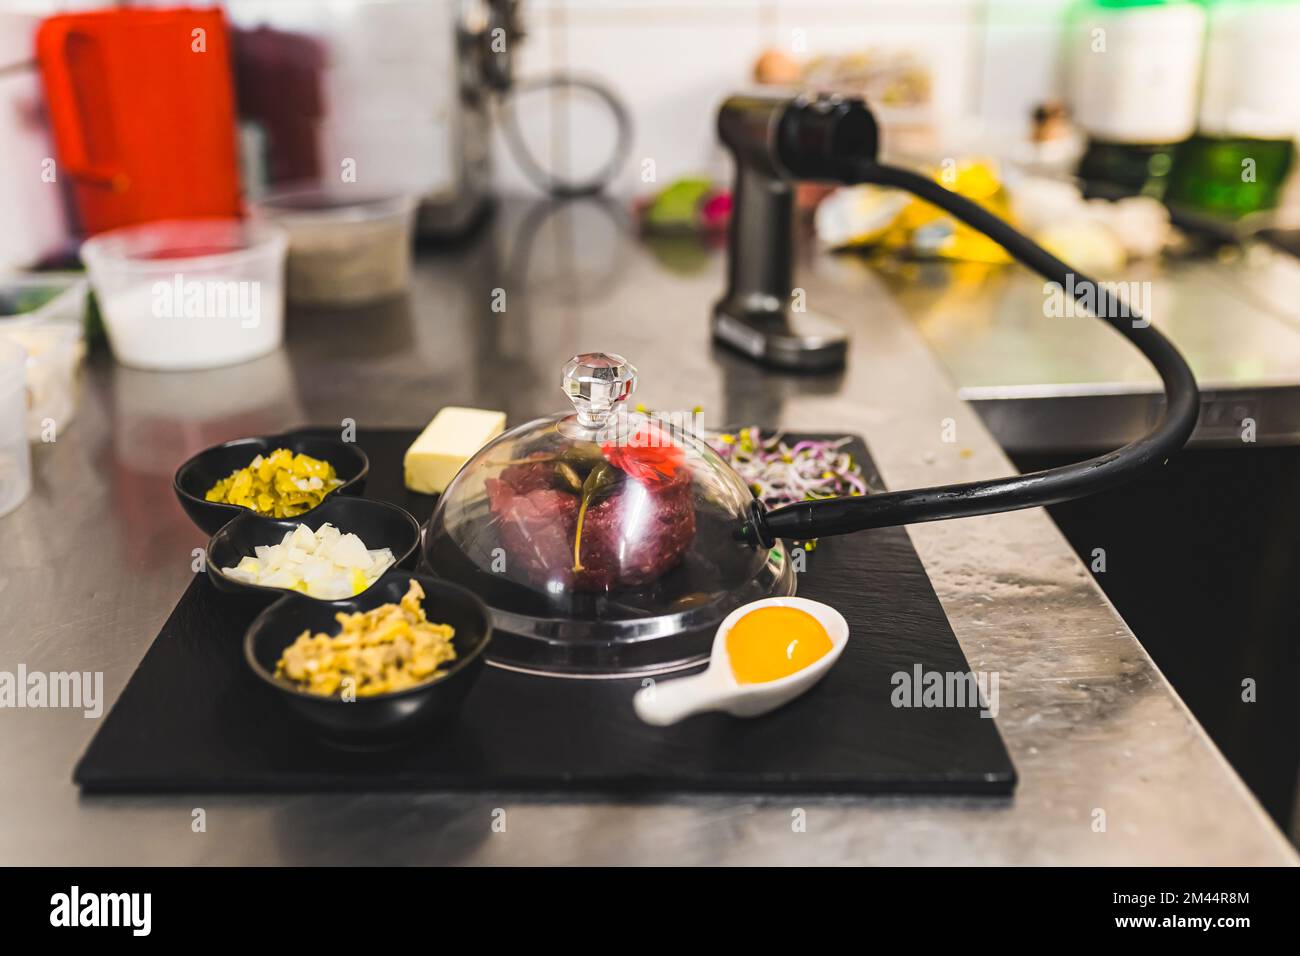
[750,162,1201,546]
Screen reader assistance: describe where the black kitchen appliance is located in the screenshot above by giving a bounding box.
[711,93,1199,539]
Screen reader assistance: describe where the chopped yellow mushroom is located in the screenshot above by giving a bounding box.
[274,580,457,698]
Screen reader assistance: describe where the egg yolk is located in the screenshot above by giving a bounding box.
[726,606,832,684]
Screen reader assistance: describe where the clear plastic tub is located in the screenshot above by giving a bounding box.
[251,189,415,307]
[0,273,88,440]
[81,218,288,371]
[0,338,31,517]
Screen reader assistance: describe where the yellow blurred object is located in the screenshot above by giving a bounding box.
[896,160,1014,263]
[814,158,1016,264]
[1034,219,1127,275]
[813,185,911,248]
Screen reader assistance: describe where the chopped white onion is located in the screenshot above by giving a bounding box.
[220,522,395,599]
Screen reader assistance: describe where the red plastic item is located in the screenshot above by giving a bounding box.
[36,7,242,236]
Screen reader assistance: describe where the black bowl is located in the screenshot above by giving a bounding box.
[174,432,369,535]
[207,495,421,604]
[244,571,492,745]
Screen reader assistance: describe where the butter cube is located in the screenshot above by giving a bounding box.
[404,407,506,494]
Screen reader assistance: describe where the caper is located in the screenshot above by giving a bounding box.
[558,442,604,471]
[555,461,583,493]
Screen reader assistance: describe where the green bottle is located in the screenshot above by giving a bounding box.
[1165,0,1300,219]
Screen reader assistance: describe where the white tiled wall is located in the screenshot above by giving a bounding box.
[0,9,68,269]
[496,0,991,195]
[977,0,1072,132]
[1,0,1077,214]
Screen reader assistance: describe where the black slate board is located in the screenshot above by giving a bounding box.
[75,429,1016,795]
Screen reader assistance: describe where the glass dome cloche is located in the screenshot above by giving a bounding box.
[422,352,795,676]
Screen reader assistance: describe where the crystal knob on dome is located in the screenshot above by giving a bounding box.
[561,352,637,427]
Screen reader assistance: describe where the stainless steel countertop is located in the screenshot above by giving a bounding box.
[872,246,1300,452]
[1,200,1294,865]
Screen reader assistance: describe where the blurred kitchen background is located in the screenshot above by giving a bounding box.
[4,0,1297,253]
[2,0,1299,844]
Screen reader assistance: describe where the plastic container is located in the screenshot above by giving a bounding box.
[81,219,287,371]
[0,338,31,517]
[251,189,415,307]
[0,273,87,440]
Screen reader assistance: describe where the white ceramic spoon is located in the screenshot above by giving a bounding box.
[632,597,849,726]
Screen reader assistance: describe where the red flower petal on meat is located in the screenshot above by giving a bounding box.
[601,424,685,483]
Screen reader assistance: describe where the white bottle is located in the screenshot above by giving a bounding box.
[1068,0,1207,146]
[1198,0,1300,140]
